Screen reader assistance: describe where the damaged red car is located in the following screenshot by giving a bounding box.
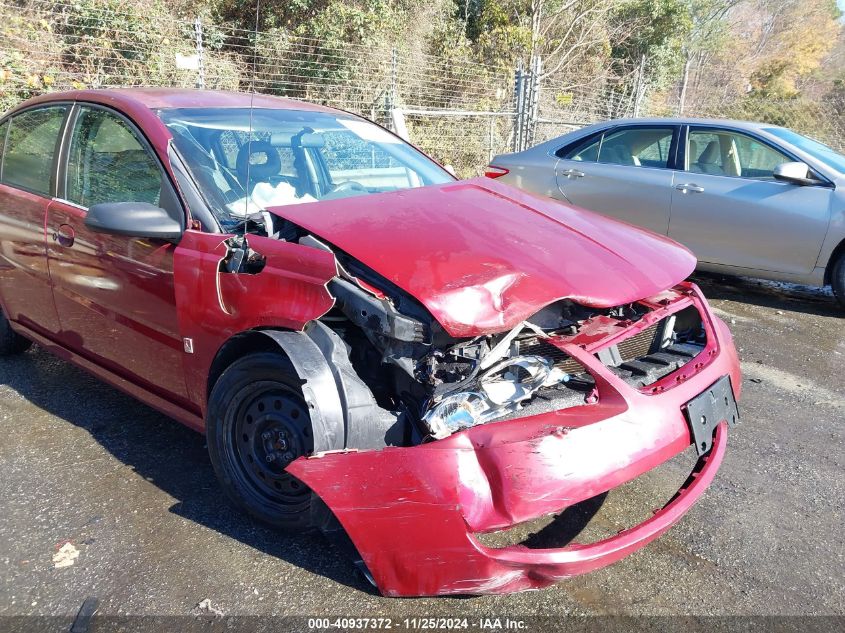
[0,89,741,597]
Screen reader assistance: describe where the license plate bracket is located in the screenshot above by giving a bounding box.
[684,375,739,456]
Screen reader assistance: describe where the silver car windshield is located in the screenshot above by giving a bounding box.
[158,107,452,226]
[764,127,845,174]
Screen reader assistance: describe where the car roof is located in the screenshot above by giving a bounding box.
[6,87,342,116]
[585,116,778,131]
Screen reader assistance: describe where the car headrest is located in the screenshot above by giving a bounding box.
[699,140,720,164]
[236,140,282,191]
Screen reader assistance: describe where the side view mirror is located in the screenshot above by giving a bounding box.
[85,202,182,240]
[773,161,819,186]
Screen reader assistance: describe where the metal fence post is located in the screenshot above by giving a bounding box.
[194,17,205,90]
[633,54,645,117]
[387,47,398,129]
[526,55,541,148]
[513,63,525,152]
[488,116,495,162]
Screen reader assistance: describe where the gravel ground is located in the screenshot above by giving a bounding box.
[0,273,842,625]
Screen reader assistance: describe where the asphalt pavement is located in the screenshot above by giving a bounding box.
[0,273,842,624]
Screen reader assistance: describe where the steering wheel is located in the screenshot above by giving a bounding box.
[322,180,368,200]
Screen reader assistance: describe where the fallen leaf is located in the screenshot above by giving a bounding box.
[53,543,79,569]
[196,598,224,617]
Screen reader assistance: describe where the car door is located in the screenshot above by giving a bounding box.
[668,126,833,275]
[553,125,679,234]
[0,105,68,336]
[47,103,189,402]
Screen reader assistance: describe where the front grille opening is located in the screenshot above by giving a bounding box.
[515,336,587,376]
[597,306,706,388]
[474,447,699,550]
[617,323,659,361]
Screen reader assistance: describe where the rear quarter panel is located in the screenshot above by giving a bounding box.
[494,147,561,200]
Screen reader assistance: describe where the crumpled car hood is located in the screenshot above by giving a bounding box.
[269,177,696,337]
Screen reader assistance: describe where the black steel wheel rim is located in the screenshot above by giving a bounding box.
[228,380,312,506]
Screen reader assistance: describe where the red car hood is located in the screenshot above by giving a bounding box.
[270,177,696,337]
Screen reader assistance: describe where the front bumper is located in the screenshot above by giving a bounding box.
[288,284,742,596]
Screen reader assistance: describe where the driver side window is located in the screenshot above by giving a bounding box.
[687,129,790,180]
[66,107,164,208]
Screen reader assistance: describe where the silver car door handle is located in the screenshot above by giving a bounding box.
[559,169,585,179]
[675,183,704,193]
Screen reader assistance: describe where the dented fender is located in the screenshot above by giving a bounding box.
[173,230,337,412]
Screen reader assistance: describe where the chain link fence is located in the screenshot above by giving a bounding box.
[2,0,844,177]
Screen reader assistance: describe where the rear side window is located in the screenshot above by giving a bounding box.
[65,107,164,208]
[558,134,601,161]
[2,106,68,196]
[560,127,675,169]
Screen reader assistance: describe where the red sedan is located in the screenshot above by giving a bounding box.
[0,89,741,596]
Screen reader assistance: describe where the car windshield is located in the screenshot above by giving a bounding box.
[764,127,845,174]
[158,107,452,229]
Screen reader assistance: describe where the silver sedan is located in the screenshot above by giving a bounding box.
[488,118,845,308]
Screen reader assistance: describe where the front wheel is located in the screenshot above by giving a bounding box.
[832,252,845,310]
[0,311,32,356]
[206,352,315,532]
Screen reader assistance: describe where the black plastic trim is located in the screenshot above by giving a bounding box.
[168,145,221,232]
[684,374,739,456]
[84,201,182,240]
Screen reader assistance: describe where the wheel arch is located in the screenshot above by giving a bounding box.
[206,329,288,407]
[206,322,404,453]
[823,237,845,286]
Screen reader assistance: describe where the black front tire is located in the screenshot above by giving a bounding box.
[206,352,315,532]
[832,253,845,310]
[0,311,32,356]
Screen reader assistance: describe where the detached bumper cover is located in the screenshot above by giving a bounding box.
[287,286,741,596]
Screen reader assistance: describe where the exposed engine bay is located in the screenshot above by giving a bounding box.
[220,216,708,449]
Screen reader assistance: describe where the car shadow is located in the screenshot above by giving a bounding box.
[521,493,608,549]
[0,346,375,595]
[691,272,842,318]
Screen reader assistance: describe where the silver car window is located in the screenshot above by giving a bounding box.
[687,129,790,180]
[563,127,674,168]
[764,126,845,174]
[563,134,601,161]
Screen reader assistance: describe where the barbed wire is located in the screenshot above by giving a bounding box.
[1,0,843,176]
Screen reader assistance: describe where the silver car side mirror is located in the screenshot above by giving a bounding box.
[773,161,818,186]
